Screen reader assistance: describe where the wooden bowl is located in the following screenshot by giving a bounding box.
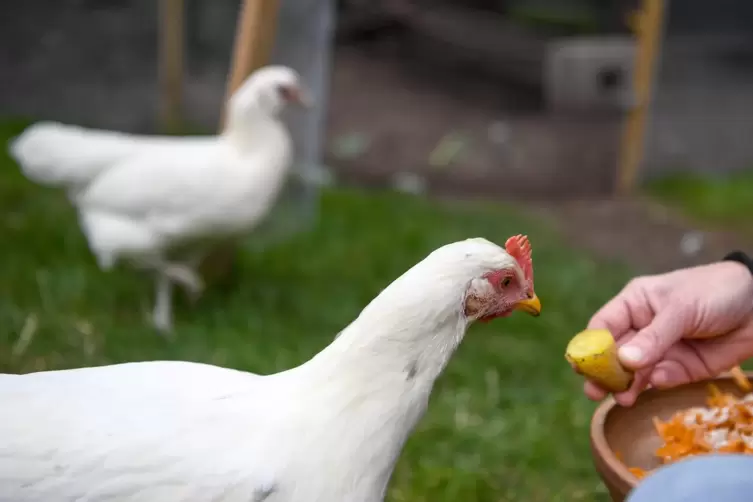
[589,372,753,502]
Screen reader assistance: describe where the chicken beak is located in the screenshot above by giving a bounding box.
[292,86,314,109]
[514,293,541,317]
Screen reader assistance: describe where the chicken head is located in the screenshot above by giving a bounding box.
[463,234,540,321]
[229,65,313,120]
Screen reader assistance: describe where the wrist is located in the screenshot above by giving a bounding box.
[724,251,753,277]
[724,252,753,309]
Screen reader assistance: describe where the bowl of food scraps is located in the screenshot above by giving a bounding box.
[566,329,753,502]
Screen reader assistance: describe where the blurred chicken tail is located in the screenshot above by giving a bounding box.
[8,121,144,191]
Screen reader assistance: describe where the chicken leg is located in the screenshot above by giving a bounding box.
[161,262,204,300]
[152,273,174,334]
[146,258,205,334]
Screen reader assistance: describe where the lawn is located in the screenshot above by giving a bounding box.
[0,119,632,501]
[646,171,753,233]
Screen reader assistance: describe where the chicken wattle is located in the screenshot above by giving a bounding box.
[9,65,311,334]
[0,236,540,502]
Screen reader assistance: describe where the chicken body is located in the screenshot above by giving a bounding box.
[0,359,424,502]
[9,66,308,333]
[0,237,541,501]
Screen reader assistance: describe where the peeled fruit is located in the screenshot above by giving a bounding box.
[565,328,634,393]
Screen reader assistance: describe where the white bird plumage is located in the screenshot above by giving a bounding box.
[8,65,311,333]
[0,237,541,502]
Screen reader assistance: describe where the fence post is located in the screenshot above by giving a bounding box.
[615,0,667,195]
[201,0,281,283]
[158,0,185,133]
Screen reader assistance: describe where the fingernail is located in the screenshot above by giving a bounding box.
[619,345,644,364]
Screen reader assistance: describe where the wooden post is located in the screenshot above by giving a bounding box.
[158,0,185,134]
[615,0,666,195]
[200,0,281,283]
[219,0,282,129]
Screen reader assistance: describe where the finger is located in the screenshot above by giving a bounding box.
[617,305,690,370]
[613,329,639,348]
[650,359,693,389]
[587,279,651,339]
[584,380,608,401]
[587,293,633,336]
[613,367,653,407]
[646,333,749,389]
[690,322,753,376]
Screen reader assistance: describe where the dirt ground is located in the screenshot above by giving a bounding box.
[529,198,751,274]
[326,42,621,199]
[325,43,752,274]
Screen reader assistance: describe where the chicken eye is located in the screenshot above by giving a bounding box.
[501,277,511,287]
[278,84,295,102]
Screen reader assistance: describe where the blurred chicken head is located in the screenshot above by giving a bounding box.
[229,65,312,121]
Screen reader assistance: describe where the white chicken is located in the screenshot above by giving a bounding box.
[9,65,311,333]
[0,235,541,502]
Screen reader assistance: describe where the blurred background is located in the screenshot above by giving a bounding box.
[1,0,752,500]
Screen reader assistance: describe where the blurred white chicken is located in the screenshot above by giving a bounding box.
[9,65,311,333]
[0,236,541,502]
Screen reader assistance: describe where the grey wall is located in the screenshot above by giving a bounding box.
[0,0,288,132]
[0,0,165,131]
[643,0,753,178]
[2,0,753,180]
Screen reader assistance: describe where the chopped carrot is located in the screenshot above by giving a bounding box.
[628,467,648,479]
[624,370,753,480]
[731,366,752,392]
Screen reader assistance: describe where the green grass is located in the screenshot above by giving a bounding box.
[0,119,632,501]
[646,171,753,232]
[507,6,600,36]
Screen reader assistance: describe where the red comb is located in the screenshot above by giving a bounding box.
[504,234,533,285]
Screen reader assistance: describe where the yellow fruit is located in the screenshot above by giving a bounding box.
[565,328,634,393]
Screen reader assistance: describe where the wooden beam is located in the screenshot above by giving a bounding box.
[219,0,281,129]
[158,0,185,133]
[201,0,281,283]
[615,0,666,195]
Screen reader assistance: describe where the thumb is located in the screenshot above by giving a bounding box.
[618,306,688,370]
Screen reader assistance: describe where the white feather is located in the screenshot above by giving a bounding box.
[0,238,525,501]
[8,122,169,191]
[73,128,290,266]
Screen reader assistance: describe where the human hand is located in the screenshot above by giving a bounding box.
[580,261,753,406]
